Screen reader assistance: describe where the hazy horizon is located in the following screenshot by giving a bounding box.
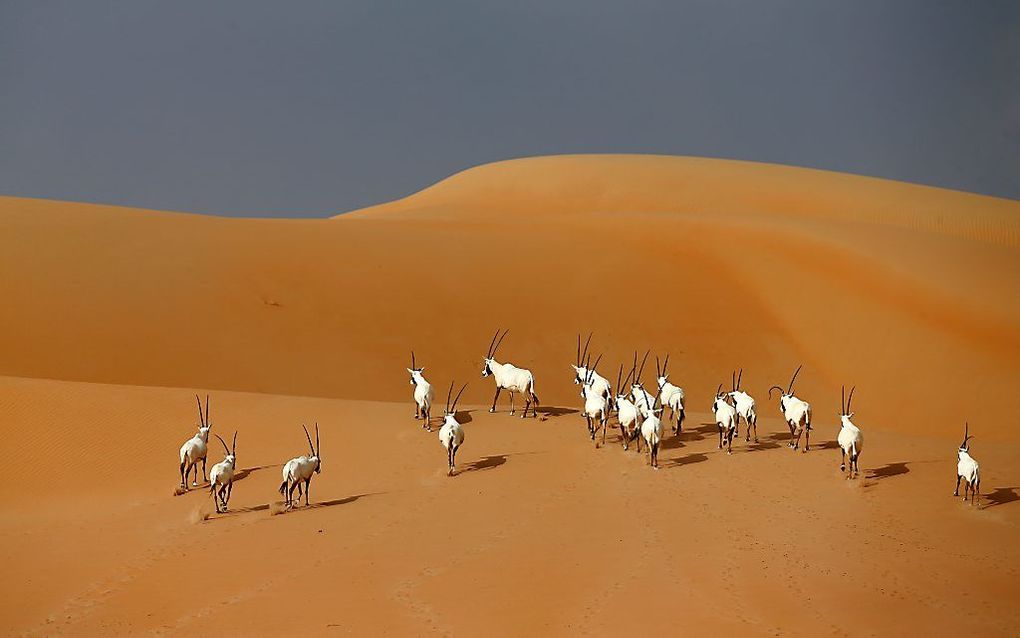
[1,1,1017,217]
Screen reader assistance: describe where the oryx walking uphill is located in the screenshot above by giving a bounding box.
[209,432,238,513]
[407,351,435,431]
[769,365,813,451]
[614,364,640,451]
[179,394,212,489]
[581,354,610,446]
[836,385,863,479]
[954,423,981,505]
[728,369,758,443]
[481,329,540,418]
[439,381,468,476]
[712,384,738,455]
[655,354,685,435]
[572,333,612,410]
[279,424,322,508]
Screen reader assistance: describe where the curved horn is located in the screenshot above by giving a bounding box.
[302,423,315,456]
[486,329,500,358]
[451,383,468,414]
[787,365,802,394]
[195,393,205,427]
[214,433,231,455]
[580,332,592,367]
[636,350,650,381]
[768,385,786,399]
[847,386,855,414]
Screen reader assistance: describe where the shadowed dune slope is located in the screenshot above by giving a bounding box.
[2,155,1019,439]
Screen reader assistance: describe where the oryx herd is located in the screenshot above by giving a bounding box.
[174,331,984,515]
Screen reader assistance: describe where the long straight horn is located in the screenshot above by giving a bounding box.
[214,433,230,455]
[315,423,320,456]
[446,380,454,414]
[847,386,855,413]
[588,354,603,383]
[636,350,650,381]
[622,367,634,389]
[732,371,736,393]
[302,424,315,455]
[576,334,581,366]
[205,394,210,426]
[716,383,723,398]
[486,329,500,358]
[451,383,468,413]
[232,431,237,455]
[411,350,416,370]
[737,368,742,390]
[580,332,592,367]
[655,356,661,379]
[961,422,970,448]
[616,364,624,393]
[493,329,509,356]
[195,394,205,426]
[841,385,845,414]
[788,365,802,394]
[661,354,669,377]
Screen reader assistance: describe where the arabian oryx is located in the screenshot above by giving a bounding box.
[728,369,758,443]
[712,384,739,455]
[630,351,656,418]
[639,380,665,469]
[407,351,435,431]
[572,333,612,410]
[769,365,813,452]
[954,423,980,505]
[209,432,237,513]
[655,354,686,435]
[439,381,468,476]
[278,424,321,508]
[614,364,640,451]
[179,394,212,490]
[581,354,611,446]
[481,329,540,418]
[837,385,864,479]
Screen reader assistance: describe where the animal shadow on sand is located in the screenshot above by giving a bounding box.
[452,409,475,425]
[659,452,709,469]
[816,440,841,450]
[866,462,910,482]
[983,487,1020,509]
[231,464,276,483]
[537,406,579,419]
[220,492,382,518]
[459,454,509,474]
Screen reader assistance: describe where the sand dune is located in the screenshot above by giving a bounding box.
[1,155,1019,634]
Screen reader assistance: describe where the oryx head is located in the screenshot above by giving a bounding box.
[630,350,650,395]
[407,351,426,386]
[481,329,508,377]
[655,354,671,390]
[214,431,237,467]
[839,385,856,426]
[768,365,802,411]
[444,380,468,425]
[958,422,974,454]
[571,332,593,384]
[194,394,212,441]
[615,363,634,404]
[302,423,321,473]
[727,368,745,401]
[712,383,731,413]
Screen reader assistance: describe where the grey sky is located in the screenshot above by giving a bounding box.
[1,1,1017,217]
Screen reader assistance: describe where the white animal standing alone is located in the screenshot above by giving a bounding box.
[769,365,813,452]
[728,369,758,443]
[712,384,739,455]
[954,423,980,506]
[407,351,435,431]
[481,329,540,418]
[438,381,469,476]
[278,423,322,508]
[836,385,863,479]
[179,394,212,490]
[209,432,237,513]
[655,354,686,435]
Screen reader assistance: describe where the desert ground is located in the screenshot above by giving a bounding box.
[1,155,1018,635]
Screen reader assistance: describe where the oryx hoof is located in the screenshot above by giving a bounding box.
[489,408,496,413]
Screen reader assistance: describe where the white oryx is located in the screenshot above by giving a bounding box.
[712,384,739,455]
[728,369,758,443]
[769,365,813,452]
[278,424,321,508]
[836,385,864,479]
[439,381,468,476]
[639,381,664,469]
[581,354,610,446]
[481,329,540,418]
[614,364,640,451]
[954,423,981,506]
[179,394,212,490]
[407,351,435,431]
[209,431,237,513]
[655,354,686,435]
[572,333,612,409]
[630,351,656,418]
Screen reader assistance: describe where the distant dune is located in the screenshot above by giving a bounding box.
[2,155,1018,438]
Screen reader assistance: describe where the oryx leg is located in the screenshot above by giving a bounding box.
[840,448,847,475]
[304,479,311,506]
[718,426,723,450]
[201,457,208,483]
[287,481,299,508]
[509,391,515,416]
[954,475,961,496]
[490,387,502,413]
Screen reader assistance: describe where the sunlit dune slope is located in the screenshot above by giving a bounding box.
[1,155,1018,439]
